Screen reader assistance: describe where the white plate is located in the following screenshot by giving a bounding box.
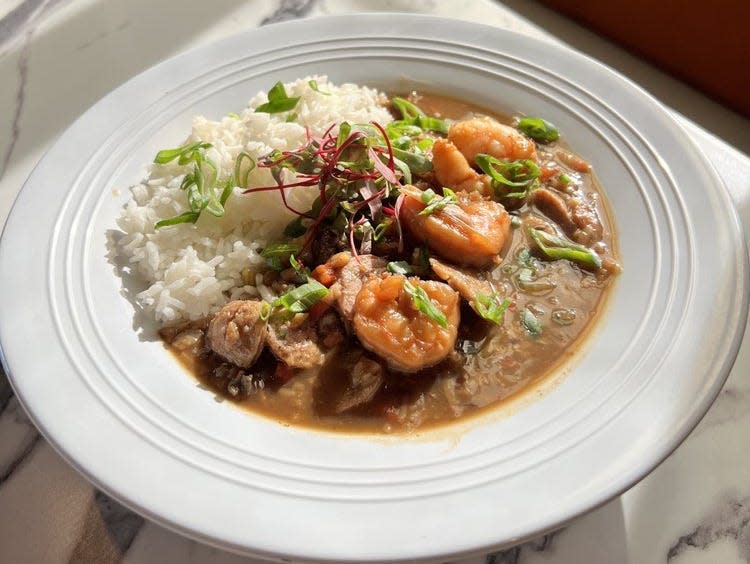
[0,14,747,562]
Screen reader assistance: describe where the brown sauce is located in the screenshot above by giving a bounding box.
[165,92,619,434]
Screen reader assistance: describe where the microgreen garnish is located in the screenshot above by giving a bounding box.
[517,117,559,143]
[244,120,409,257]
[521,307,542,336]
[474,293,512,325]
[529,228,602,270]
[403,279,447,328]
[419,187,457,216]
[273,279,329,313]
[308,79,331,95]
[255,81,300,114]
[387,261,413,275]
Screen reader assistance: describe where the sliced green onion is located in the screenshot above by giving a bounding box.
[391,97,424,120]
[373,219,393,241]
[273,280,329,313]
[153,141,211,165]
[289,254,310,278]
[475,154,540,188]
[419,187,457,216]
[558,173,571,186]
[234,151,255,189]
[415,115,449,134]
[403,279,447,328]
[308,79,331,95]
[474,293,512,325]
[392,155,412,184]
[517,117,559,143]
[259,301,272,322]
[154,211,200,229]
[387,261,413,275]
[285,112,298,123]
[261,241,301,271]
[529,228,602,270]
[227,112,241,119]
[255,81,300,114]
[521,307,542,336]
[391,147,432,174]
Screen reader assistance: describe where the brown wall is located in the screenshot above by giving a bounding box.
[539,0,750,117]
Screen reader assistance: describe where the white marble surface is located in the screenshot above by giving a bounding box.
[1,1,749,563]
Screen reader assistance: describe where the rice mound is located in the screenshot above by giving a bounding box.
[116,76,393,324]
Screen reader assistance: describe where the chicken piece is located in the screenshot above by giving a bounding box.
[314,348,385,415]
[530,188,577,235]
[429,257,494,310]
[449,116,538,164]
[400,186,511,268]
[317,252,388,320]
[266,316,325,370]
[431,138,492,195]
[206,300,267,368]
[353,274,460,372]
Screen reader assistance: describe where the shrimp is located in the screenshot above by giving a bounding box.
[400,185,511,267]
[449,116,538,164]
[353,274,460,372]
[431,138,492,195]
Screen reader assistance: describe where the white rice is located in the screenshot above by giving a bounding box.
[116,76,392,324]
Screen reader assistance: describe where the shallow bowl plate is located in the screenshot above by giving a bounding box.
[0,14,747,562]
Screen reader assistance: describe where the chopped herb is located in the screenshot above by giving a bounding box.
[558,173,570,186]
[234,151,255,189]
[517,117,560,143]
[390,97,449,134]
[529,228,602,270]
[419,187,457,216]
[387,261,413,275]
[261,242,301,271]
[474,293,512,325]
[259,301,272,321]
[153,141,212,165]
[475,154,540,189]
[154,211,200,229]
[285,112,298,122]
[403,279,447,328]
[308,79,331,95]
[273,280,329,313]
[254,81,300,114]
[521,307,542,336]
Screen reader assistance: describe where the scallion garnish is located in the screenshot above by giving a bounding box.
[474,292,512,325]
[517,117,559,143]
[387,261,413,275]
[154,211,200,229]
[521,307,542,336]
[259,301,272,322]
[475,154,540,189]
[273,280,329,313]
[261,242,302,271]
[390,97,449,134]
[529,228,602,270]
[234,152,255,189]
[153,141,212,165]
[402,279,447,328]
[308,79,331,95]
[558,173,570,186]
[255,81,300,114]
[419,187,457,216]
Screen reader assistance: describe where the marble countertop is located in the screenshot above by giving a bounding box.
[1,1,749,563]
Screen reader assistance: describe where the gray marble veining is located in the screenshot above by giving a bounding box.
[260,0,318,26]
[668,496,750,562]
